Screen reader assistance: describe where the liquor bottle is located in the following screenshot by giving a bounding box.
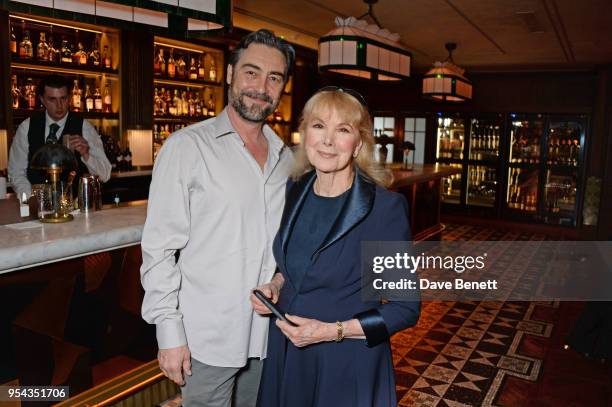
[208,55,217,82]
[181,90,189,116]
[169,89,180,116]
[154,47,165,77]
[103,45,111,69]
[198,55,205,79]
[89,35,101,67]
[162,89,170,115]
[177,56,187,79]
[167,49,176,78]
[71,79,82,112]
[10,25,17,56]
[207,93,216,116]
[188,92,196,116]
[11,75,21,109]
[75,42,87,65]
[25,78,36,109]
[93,87,103,112]
[103,81,112,113]
[189,57,198,80]
[61,39,72,63]
[48,31,59,63]
[19,30,33,59]
[572,139,580,166]
[84,85,94,112]
[36,32,49,61]
[195,94,203,116]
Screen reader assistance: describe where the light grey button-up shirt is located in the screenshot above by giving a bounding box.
[140,107,293,368]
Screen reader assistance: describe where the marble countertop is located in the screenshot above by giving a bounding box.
[390,163,461,189]
[0,202,147,274]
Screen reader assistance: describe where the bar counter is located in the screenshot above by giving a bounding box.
[0,201,147,273]
[390,163,460,241]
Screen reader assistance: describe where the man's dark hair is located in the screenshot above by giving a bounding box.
[37,74,70,97]
[229,29,296,80]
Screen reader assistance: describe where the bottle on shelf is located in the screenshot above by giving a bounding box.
[19,29,33,59]
[10,24,17,56]
[167,49,176,79]
[169,89,180,116]
[208,55,217,82]
[206,92,216,117]
[93,87,103,112]
[188,92,196,117]
[198,55,205,79]
[177,55,187,79]
[84,85,94,112]
[103,80,112,113]
[71,79,82,112]
[61,38,72,64]
[48,30,59,63]
[181,90,189,116]
[36,32,50,61]
[25,78,36,109]
[75,42,88,65]
[11,75,21,109]
[103,45,112,69]
[189,57,198,80]
[195,94,203,116]
[89,35,101,67]
[154,47,165,77]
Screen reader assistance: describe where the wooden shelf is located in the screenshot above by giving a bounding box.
[154,115,214,123]
[13,108,118,120]
[11,60,119,78]
[154,77,221,89]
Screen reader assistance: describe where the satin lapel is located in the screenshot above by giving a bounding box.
[312,170,376,259]
[278,171,317,279]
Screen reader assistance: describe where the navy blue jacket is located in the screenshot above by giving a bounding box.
[257,170,421,407]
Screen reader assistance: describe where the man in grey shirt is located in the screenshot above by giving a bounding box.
[140,30,295,407]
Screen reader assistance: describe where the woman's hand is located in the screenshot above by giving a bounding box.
[250,273,285,315]
[276,315,336,347]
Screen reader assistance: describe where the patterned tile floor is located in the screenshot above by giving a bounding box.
[392,223,612,407]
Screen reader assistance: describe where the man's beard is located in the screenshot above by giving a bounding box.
[230,86,277,123]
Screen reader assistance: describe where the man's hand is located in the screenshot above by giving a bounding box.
[250,273,285,315]
[158,345,192,385]
[66,135,90,161]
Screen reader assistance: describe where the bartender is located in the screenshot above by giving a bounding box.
[8,74,111,198]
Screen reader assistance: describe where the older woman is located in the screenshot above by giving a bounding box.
[252,87,420,406]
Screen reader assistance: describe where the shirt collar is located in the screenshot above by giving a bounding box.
[45,111,69,129]
[214,107,285,155]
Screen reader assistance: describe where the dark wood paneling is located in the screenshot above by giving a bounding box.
[121,29,153,130]
[0,9,11,132]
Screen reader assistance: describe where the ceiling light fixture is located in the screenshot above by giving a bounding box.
[422,42,472,102]
[318,0,411,81]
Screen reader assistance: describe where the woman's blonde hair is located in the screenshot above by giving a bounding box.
[290,89,392,187]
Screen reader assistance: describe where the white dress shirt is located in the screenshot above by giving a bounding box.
[140,107,293,368]
[8,111,112,198]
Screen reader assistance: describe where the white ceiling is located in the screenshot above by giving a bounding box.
[233,0,612,72]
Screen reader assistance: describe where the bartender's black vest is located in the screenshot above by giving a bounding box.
[26,111,89,187]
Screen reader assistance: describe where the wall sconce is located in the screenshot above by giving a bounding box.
[0,130,7,172]
[127,129,153,167]
[291,131,301,145]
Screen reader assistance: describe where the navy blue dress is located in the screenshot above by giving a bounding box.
[257,170,421,407]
